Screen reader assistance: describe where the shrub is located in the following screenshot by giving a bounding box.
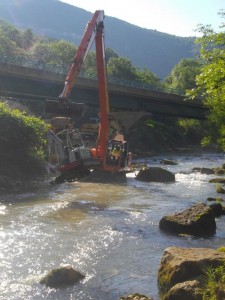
[0,102,49,179]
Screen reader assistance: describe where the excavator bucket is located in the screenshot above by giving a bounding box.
[45,99,85,116]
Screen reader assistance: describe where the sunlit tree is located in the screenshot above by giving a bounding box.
[136,67,161,86]
[187,10,225,149]
[165,58,201,92]
[107,57,137,80]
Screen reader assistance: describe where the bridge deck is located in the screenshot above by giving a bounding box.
[0,61,207,120]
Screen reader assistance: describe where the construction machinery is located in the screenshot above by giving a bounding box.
[46,10,131,183]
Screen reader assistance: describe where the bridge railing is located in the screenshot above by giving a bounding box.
[0,55,185,96]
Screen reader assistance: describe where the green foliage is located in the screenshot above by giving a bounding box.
[127,117,201,152]
[165,58,201,91]
[0,103,49,178]
[107,56,161,86]
[178,119,200,130]
[178,119,205,144]
[217,247,225,253]
[187,11,225,150]
[105,48,119,63]
[136,68,161,86]
[47,40,77,66]
[82,51,97,76]
[202,264,225,300]
[107,57,137,80]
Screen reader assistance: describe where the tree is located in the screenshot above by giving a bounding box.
[47,40,77,67]
[136,68,161,86]
[22,29,34,49]
[187,10,225,149]
[0,21,22,56]
[165,58,201,92]
[107,57,137,80]
[105,48,118,63]
[82,51,97,76]
[31,41,51,62]
[0,20,22,47]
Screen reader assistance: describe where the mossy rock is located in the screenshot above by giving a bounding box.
[214,168,225,175]
[158,247,225,295]
[217,246,225,253]
[216,185,225,194]
[159,203,216,237]
[209,178,225,184]
[207,197,224,202]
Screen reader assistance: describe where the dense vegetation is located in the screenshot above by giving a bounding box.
[187,10,225,151]
[0,102,49,181]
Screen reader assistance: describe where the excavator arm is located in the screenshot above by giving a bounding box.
[59,10,105,102]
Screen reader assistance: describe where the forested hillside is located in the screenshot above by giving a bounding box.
[0,0,197,78]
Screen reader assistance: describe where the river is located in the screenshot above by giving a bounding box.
[1,152,225,300]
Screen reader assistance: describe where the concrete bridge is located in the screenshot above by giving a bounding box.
[0,60,207,122]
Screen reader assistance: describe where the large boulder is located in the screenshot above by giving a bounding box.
[135,167,175,183]
[163,280,202,300]
[40,265,85,288]
[159,203,216,237]
[158,247,225,299]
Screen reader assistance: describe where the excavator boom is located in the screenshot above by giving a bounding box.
[60,10,105,101]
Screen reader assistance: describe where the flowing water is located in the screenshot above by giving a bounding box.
[1,152,225,300]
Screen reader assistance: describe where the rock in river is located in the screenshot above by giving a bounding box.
[135,167,175,183]
[159,203,216,237]
[40,265,85,288]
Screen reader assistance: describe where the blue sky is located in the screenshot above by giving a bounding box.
[60,0,224,37]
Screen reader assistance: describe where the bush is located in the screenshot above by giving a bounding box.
[0,102,49,179]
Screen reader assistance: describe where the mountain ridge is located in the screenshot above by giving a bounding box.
[0,0,197,78]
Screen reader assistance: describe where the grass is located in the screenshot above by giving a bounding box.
[202,264,225,300]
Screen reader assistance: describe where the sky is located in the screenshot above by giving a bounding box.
[60,0,224,37]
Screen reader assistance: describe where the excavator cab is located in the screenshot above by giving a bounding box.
[105,140,129,169]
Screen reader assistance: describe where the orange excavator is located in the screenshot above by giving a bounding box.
[46,10,131,183]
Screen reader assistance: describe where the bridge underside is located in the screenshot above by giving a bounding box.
[0,65,207,120]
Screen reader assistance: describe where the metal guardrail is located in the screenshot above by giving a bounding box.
[0,55,185,96]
